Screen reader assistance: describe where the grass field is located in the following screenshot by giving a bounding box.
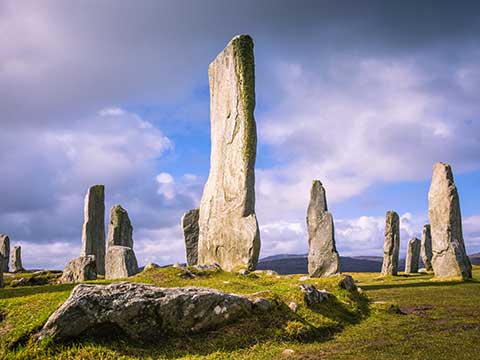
[0,266,479,359]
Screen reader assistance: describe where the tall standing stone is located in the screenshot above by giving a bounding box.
[182,209,199,266]
[381,211,400,276]
[421,224,433,271]
[0,234,10,272]
[11,246,24,272]
[428,162,471,279]
[107,205,133,249]
[405,237,421,274]
[80,185,106,275]
[307,180,340,277]
[197,35,260,271]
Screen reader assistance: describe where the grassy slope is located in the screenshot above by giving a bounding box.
[0,267,478,359]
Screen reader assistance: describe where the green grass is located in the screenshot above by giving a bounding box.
[0,266,479,359]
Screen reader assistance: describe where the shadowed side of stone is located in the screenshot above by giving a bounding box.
[35,282,258,342]
[421,224,433,271]
[0,234,10,272]
[381,211,400,276]
[182,208,199,266]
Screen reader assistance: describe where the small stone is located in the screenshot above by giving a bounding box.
[289,302,298,313]
[421,224,433,271]
[182,209,199,266]
[106,205,133,249]
[143,262,160,271]
[338,274,357,291]
[405,237,421,274]
[11,246,24,272]
[299,284,332,306]
[59,255,97,283]
[266,270,278,276]
[0,234,10,272]
[299,275,309,281]
[282,349,295,357]
[173,262,187,269]
[381,211,400,276]
[105,246,138,280]
[418,268,428,274]
[237,269,249,276]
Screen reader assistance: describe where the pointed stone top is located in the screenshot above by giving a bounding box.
[309,180,327,212]
[432,162,454,181]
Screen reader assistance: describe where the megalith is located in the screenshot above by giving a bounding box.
[421,224,433,271]
[11,245,24,272]
[105,245,139,280]
[405,237,421,274]
[428,162,472,279]
[59,255,97,283]
[381,211,400,275]
[0,234,10,272]
[307,180,340,277]
[107,205,133,249]
[182,209,199,266]
[80,185,106,275]
[197,35,260,271]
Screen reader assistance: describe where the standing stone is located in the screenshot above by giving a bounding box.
[405,237,421,274]
[105,245,138,280]
[421,224,433,271]
[182,209,199,266]
[0,256,3,287]
[11,246,24,272]
[106,205,133,249]
[428,162,472,279]
[0,234,10,272]
[381,211,400,276]
[59,255,97,283]
[80,185,106,275]
[197,35,260,271]
[307,180,340,277]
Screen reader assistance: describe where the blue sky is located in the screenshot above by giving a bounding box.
[0,0,479,269]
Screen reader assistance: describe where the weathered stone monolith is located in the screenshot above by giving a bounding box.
[182,209,199,266]
[0,234,10,272]
[405,237,421,274]
[107,205,133,249]
[421,224,433,271]
[59,255,97,283]
[197,35,260,271]
[428,162,471,279]
[381,211,400,275]
[80,185,106,275]
[105,245,138,279]
[307,180,340,277]
[11,246,24,272]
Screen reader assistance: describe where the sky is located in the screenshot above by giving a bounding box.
[1,0,479,269]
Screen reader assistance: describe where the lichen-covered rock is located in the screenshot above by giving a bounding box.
[405,237,421,274]
[421,224,433,271]
[197,35,260,271]
[307,180,340,277]
[0,234,10,272]
[35,282,258,342]
[338,274,357,292]
[143,262,160,271]
[106,205,133,249]
[105,246,138,280]
[59,256,97,283]
[381,211,400,276]
[299,284,332,306]
[80,185,106,275]
[428,163,472,279]
[11,246,24,273]
[182,208,199,266]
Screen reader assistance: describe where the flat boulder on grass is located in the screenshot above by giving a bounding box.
[105,246,138,280]
[59,255,97,284]
[35,282,261,342]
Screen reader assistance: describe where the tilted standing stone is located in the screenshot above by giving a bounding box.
[307,180,340,277]
[11,246,24,272]
[381,211,400,276]
[428,162,472,279]
[107,205,133,249]
[405,237,421,273]
[105,245,138,280]
[421,224,433,271]
[0,234,10,272]
[80,185,106,275]
[197,35,260,271]
[182,209,199,266]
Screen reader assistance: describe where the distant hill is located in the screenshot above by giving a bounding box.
[470,253,480,265]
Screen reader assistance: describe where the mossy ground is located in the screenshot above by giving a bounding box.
[0,266,479,359]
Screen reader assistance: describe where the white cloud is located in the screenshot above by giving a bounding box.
[156,172,176,200]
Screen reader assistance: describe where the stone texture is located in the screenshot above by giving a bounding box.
[11,246,24,272]
[80,185,106,275]
[338,274,357,292]
[0,256,3,288]
[105,246,138,280]
[307,180,340,277]
[405,237,421,274]
[143,262,160,271]
[182,208,199,266]
[428,162,472,279]
[107,205,133,249]
[381,211,400,275]
[59,256,97,283]
[197,35,260,271]
[421,224,433,271]
[36,282,265,342]
[299,284,332,306]
[0,234,9,272]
